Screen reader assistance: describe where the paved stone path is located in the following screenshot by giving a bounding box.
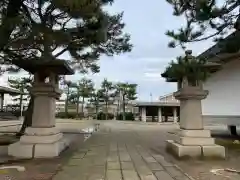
[53,123,192,180]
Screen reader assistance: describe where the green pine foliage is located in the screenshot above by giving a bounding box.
[116,83,137,102]
[89,89,102,116]
[115,82,137,120]
[0,0,132,133]
[73,78,94,115]
[8,76,32,106]
[166,0,240,52]
[67,78,94,118]
[99,78,115,104]
[68,90,79,104]
[161,51,210,86]
[99,78,115,120]
[77,78,95,101]
[63,80,75,114]
[1,0,132,73]
[0,0,25,50]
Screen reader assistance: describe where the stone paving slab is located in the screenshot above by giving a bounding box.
[52,125,193,180]
[106,170,122,180]
[141,174,158,180]
[148,162,164,171]
[123,170,139,180]
[121,162,135,170]
[108,161,121,169]
[155,171,175,180]
[166,167,186,177]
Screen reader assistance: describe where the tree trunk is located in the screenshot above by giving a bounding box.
[116,98,120,119]
[16,96,34,137]
[76,100,79,118]
[76,91,80,118]
[81,96,85,119]
[19,94,23,117]
[122,95,126,121]
[105,101,108,120]
[65,86,69,115]
[95,104,98,119]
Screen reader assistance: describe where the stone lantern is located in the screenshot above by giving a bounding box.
[8,59,74,158]
[165,51,226,158]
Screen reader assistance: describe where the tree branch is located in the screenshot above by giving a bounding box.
[0,0,24,50]
[37,0,44,23]
[54,47,68,58]
[21,4,36,24]
[62,18,72,29]
[189,29,225,42]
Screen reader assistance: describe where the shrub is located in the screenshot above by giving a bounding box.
[117,112,135,121]
[12,110,27,117]
[75,112,85,119]
[55,112,84,119]
[97,112,114,120]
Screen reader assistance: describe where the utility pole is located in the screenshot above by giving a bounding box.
[150,93,153,102]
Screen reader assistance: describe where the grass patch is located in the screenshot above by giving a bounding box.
[216,139,240,150]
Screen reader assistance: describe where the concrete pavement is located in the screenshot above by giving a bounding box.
[53,121,192,180]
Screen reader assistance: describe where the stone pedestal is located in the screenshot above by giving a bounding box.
[166,86,225,158]
[8,127,69,158]
[8,73,69,158]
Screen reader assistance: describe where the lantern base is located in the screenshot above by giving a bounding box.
[8,127,70,158]
[166,129,225,159]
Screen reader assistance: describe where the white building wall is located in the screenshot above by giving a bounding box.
[202,58,240,116]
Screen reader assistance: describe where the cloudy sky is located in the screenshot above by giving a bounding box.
[75,0,216,101]
[1,0,216,102]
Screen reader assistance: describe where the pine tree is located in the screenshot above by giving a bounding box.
[68,91,77,103]
[63,80,74,115]
[0,0,24,50]
[72,78,94,118]
[161,50,212,86]
[112,85,121,117]
[165,0,240,52]
[116,82,137,120]
[0,0,132,134]
[68,90,80,107]
[99,78,115,120]
[80,78,94,115]
[89,89,102,118]
[8,76,32,111]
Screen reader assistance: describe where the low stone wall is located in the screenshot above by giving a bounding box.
[203,115,240,126]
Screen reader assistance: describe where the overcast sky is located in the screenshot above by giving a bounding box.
[1,0,216,102]
[72,0,216,101]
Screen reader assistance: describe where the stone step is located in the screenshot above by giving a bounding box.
[175,136,215,146]
[178,129,211,138]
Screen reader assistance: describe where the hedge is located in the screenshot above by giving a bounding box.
[12,110,27,117]
[97,112,114,120]
[55,112,84,119]
[117,112,135,121]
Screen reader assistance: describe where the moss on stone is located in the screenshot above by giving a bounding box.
[216,139,240,150]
